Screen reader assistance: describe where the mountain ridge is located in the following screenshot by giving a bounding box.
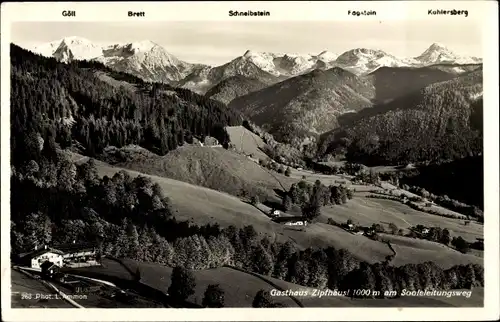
[25,38,481,93]
[318,67,483,165]
[227,67,376,146]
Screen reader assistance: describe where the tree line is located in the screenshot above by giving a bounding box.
[11,44,241,163]
[283,180,353,220]
[318,71,483,166]
[165,266,288,307]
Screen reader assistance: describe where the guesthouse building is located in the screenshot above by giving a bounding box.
[19,246,64,269]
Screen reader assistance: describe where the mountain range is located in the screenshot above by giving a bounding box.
[22,38,483,162]
[228,67,375,146]
[226,62,482,146]
[27,37,482,93]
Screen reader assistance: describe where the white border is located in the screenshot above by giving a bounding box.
[1,1,498,321]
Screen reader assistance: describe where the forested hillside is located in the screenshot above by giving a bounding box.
[229,67,375,146]
[10,44,242,165]
[318,68,483,165]
[399,156,484,208]
[205,75,267,104]
[363,66,459,104]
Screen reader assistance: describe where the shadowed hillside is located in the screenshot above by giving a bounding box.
[229,67,375,146]
[205,75,267,104]
[319,68,483,165]
[366,66,458,105]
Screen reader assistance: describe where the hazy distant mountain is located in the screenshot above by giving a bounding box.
[30,37,204,83]
[363,66,461,104]
[26,38,482,95]
[205,75,267,104]
[33,36,102,63]
[426,63,483,75]
[228,67,375,145]
[177,51,288,94]
[331,44,481,75]
[178,49,339,94]
[334,48,411,75]
[96,40,203,83]
[414,43,482,65]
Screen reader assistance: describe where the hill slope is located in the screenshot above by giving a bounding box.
[225,125,269,161]
[10,44,242,161]
[363,66,461,105]
[319,68,483,164]
[110,145,295,199]
[70,258,484,307]
[81,155,482,268]
[228,68,375,145]
[205,75,267,104]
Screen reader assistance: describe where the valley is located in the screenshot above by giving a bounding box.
[9,39,485,309]
[66,149,483,269]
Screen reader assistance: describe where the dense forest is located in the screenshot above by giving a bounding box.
[10,44,242,164]
[318,68,483,165]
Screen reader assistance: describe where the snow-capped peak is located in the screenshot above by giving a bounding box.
[238,50,280,75]
[51,37,103,63]
[333,48,411,75]
[243,49,254,58]
[60,36,94,46]
[32,40,62,57]
[26,36,199,83]
[414,43,480,65]
[127,40,159,52]
[416,43,456,61]
[316,51,338,62]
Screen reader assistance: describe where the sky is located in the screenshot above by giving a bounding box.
[11,21,482,66]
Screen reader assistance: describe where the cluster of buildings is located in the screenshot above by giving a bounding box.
[343,222,377,237]
[270,210,309,227]
[16,241,100,272]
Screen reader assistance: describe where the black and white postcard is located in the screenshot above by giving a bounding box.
[1,1,498,321]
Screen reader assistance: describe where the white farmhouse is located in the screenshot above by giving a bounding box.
[285,220,308,226]
[21,246,64,269]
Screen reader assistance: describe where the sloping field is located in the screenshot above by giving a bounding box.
[70,258,300,307]
[120,260,303,308]
[115,146,295,199]
[287,168,353,187]
[225,125,269,161]
[285,223,394,263]
[294,223,480,268]
[390,243,482,268]
[379,234,482,268]
[66,153,482,269]
[93,159,285,237]
[322,196,483,242]
[91,159,405,263]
